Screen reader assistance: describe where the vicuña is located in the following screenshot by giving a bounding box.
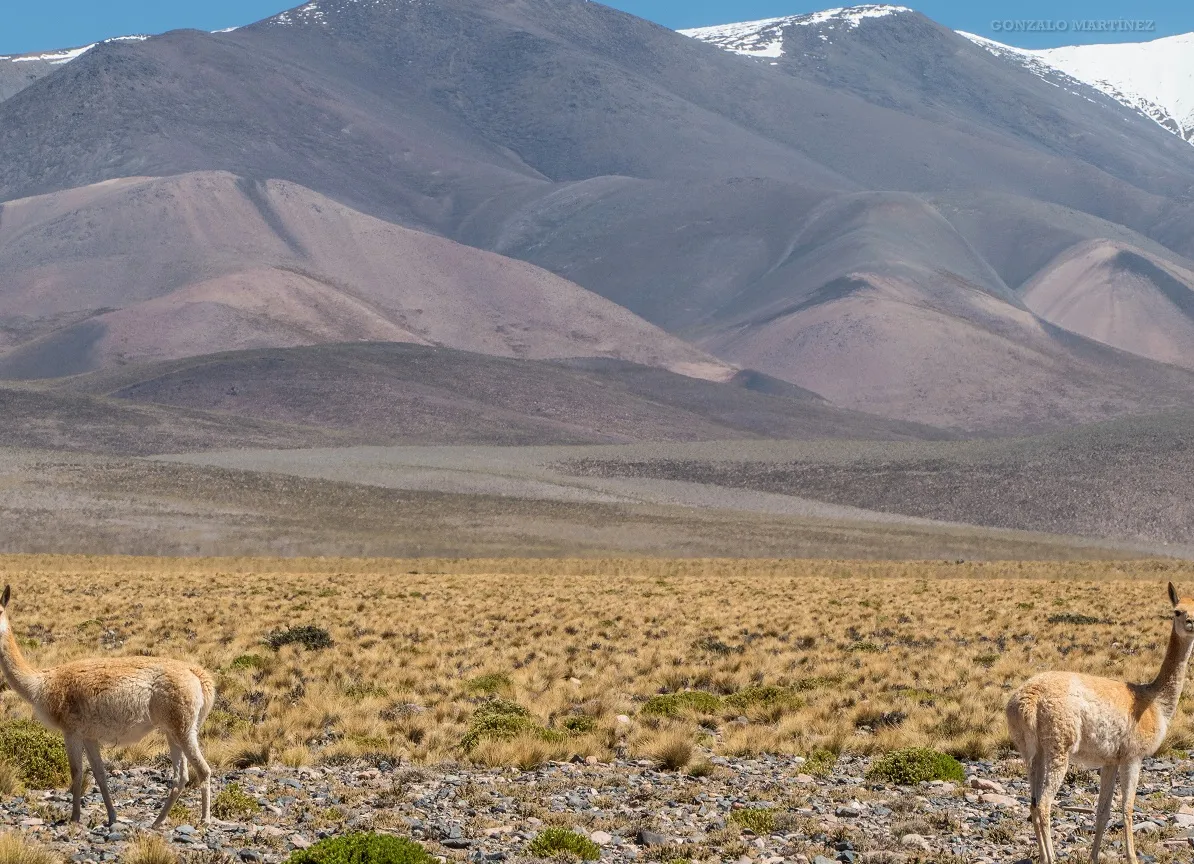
[0,585,215,826]
[1007,582,1194,864]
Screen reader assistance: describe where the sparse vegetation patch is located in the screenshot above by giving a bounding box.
[867,748,965,785]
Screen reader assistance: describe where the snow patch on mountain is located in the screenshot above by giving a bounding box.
[680,4,912,58]
[2,35,149,66]
[962,31,1194,144]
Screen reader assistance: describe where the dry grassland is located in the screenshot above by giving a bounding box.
[1,555,1193,773]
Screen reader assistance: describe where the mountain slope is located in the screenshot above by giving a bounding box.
[961,31,1194,145]
[0,172,728,379]
[1021,240,1194,369]
[51,342,944,447]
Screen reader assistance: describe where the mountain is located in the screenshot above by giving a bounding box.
[961,31,1194,145]
[4,1,1194,434]
[0,37,147,102]
[29,342,943,453]
[0,171,728,380]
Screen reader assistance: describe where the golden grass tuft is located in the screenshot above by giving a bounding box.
[0,555,1191,769]
[121,834,178,864]
[0,833,60,864]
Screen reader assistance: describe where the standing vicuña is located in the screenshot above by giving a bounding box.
[0,585,215,827]
[1007,582,1194,864]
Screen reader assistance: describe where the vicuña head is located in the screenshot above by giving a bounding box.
[1006,581,1194,864]
[0,584,216,827]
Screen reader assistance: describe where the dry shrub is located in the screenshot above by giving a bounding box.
[122,834,178,864]
[639,726,694,771]
[0,833,59,864]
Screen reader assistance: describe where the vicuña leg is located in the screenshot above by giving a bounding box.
[1091,764,1117,864]
[65,735,85,824]
[152,739,187,829]
[1120,760,1142,864]
[1037,752,1068,864]
[181,732,212,824]
[82,740,117,826]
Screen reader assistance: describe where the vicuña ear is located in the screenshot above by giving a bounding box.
[1169,582,1179,607]
[1,585,9,608]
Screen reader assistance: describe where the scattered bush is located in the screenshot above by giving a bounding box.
[123,833,179,864]
[526,828,601,861]
[0,760,22,796]
[561,715,598,735]
[693,636,739,656]
[230,654,266,670]
[345,683,389,701]
[853,709,907,730]
[285,833,433,864]
[0,832,60,864]
[867,748,965,785]
[725,686,793,711]
[645,728,693,771]
[1047,613,1105,626]
[0,720,69,789]
[460,700,562,751]
[464,673,512,696]
[211,782,260,820]
[729,807,776,835]
[641,691,722,718]
[803,749,839,777]
[265,625,333,651]
[792,675,843,692]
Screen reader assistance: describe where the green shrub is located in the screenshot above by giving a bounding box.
[867,748,965,785]
[792,675,843,692]
[729,807,775,835]
[460,700,562,751]
[0,720,69,788]
[211,782,260,820]
[230,654,266,670]
[561,715,598,734]
[285,833,433,864]
[526,828,601,861]
[264,625,333,651]
[464,673,512,696]
[641,691,722,718]
[803,748,838,777]
[725,686,794,711]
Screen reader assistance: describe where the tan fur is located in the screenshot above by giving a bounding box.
[1007,583,1194,864]
[0,587,215,827]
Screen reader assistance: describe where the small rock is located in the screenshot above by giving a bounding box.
[442,840,472,850]
[980,793,1019,808]
[834,806,860,818]
[901,834,932,853]
[968,777,1005,793]
[289,835,311,850]
[257,826,287,839]
[585,755,599,766]
[1134,820,1161,835]
[636,830,668,847]
[616,715,631,725]
[1175,813,1194,828]
[590,831,612,846]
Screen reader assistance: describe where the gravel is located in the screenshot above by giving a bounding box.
[5,755,1194,864]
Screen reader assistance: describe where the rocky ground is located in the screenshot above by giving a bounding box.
[4,754,1194,864]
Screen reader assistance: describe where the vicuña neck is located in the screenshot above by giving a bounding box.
[1150,627,1194,720]
[0,617,40,703]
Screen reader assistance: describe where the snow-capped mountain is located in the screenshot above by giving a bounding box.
[962,31,1194,144]
[681,5,1194,147]
[679,4,910,58]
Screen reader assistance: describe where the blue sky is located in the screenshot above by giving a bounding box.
[2,0,1189,56]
